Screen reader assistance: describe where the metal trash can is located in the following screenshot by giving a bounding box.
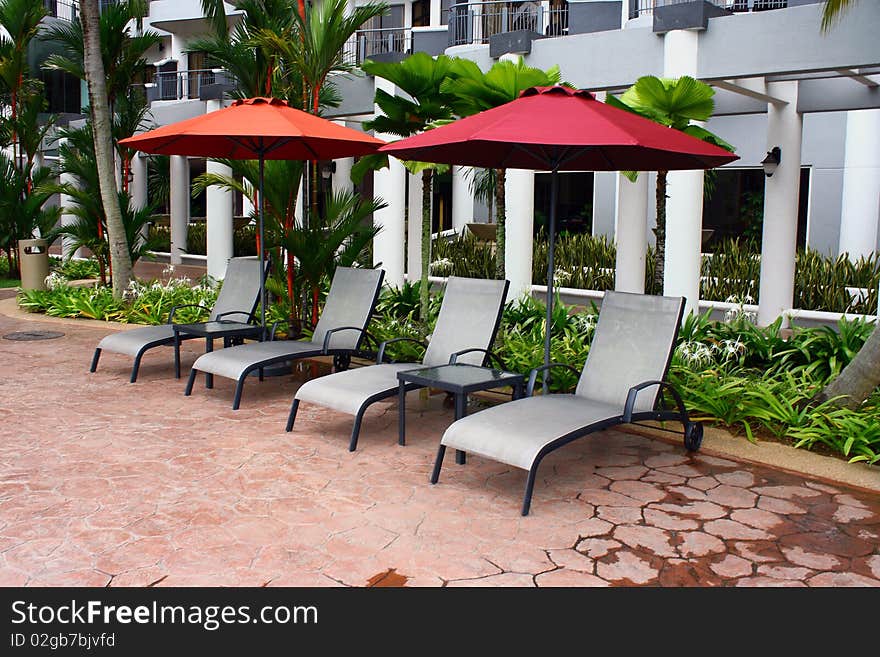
[18,238,50,290]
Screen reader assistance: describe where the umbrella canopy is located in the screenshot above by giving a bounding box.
[119,96,385,160]
[119,97,386,334]
[379,86,739,380]
[379,86,736,170]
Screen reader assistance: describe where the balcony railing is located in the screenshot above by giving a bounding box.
[147,69,231,102]
[342,27,412,65]
[628,0,789,19]
[43,0,78,21]
[447,1,569,48]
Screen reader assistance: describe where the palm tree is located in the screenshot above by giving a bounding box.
[0,0,48,170]
[50,126,159,285]
[253,0,387,224]
[359,52,459,319]
[0,153,61,275]
[441,57,563,278]
[192,0,386,326]
[80,0,131,298]
[607,75,733,291]
[280,189,384,325]
[42,2,162,110]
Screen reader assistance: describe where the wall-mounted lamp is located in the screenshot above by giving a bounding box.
[761,146,781,178]
[321,161,336,180]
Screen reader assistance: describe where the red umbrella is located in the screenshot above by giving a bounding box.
[380,85,739,372]
[119,97,386,332]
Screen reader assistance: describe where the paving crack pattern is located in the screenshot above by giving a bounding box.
[0,312,878,587]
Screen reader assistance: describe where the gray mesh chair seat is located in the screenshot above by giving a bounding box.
[184,266,385,409]
[287,276,510,451]
[96,325,177,358]
[441,395,624,471]
[293,363,424,417]
[90,256,266,383]
[191,340,326,381]
[432,291,703,516]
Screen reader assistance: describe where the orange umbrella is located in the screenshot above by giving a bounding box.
[120,97,385,332]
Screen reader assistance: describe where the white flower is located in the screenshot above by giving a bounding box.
[44,272,66,290]
[430,258,453,276]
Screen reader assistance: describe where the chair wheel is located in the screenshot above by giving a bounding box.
[684,422,703,452]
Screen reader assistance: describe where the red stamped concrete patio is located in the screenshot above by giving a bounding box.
[1,304,879,587]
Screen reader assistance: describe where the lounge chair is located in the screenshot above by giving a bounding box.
[432,291,703,516]
[287,276,510,451]
[185,266,385,409]
[90,256,267,383]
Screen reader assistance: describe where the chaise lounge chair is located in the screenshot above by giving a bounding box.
[287,276,510,451]
[90,256,267,383]
[184,266,385,409]
[432,291,703,516]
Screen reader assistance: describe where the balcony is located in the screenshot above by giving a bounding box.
[342,27,412,65]
[447,1,569,47]
[145,69,234,103]
[629,0,791,19]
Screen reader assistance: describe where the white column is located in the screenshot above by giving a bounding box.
[407,171,423,281]
[614,173,649,293]
[130,152,148,211]
[205,99,234,281]
[757,81,802,326]
[59,167,85,259]
[130,151,150,247]
[372,77,406,288]
[373,159,406,289]
[663,29,703,318]
[451,166,473,234]
[430,0,442,26]
[206,160,233,280]
[838,109,880,260]
[242,181,255,219]
[332,157,354,196]
[294,177,304,226]
[169,155,190,265]
[505,168,535,301]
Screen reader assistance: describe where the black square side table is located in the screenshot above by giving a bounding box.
[396,363,525,464]
[173,321,263,387]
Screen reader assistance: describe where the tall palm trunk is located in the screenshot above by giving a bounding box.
[816,324,880,408]
[653,170,668,292]
[420,168,433,320]
[81,0,132,298]
[494,168,506,279]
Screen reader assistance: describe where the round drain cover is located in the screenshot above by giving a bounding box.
[3,330,65,341]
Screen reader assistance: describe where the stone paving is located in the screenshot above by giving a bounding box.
[0,309,879,587]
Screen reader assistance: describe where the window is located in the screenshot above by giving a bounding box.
[412,0,430,27]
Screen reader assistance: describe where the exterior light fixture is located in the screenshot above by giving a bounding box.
[321,161,336,180]
[761,146,781,178]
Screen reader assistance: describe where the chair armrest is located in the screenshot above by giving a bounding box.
[376,337,427,364]
[215,310,258,324]
[269,319,294,341]
[526,363,580,397]
[448,348,505,369]
[623,380,687,423]
[321,326,377,354]
[168,304,210,323]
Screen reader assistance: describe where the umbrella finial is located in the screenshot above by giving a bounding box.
[519,86,595,100]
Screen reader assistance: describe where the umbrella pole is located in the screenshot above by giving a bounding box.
[543,167,559,394]
[259,152,266,340]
